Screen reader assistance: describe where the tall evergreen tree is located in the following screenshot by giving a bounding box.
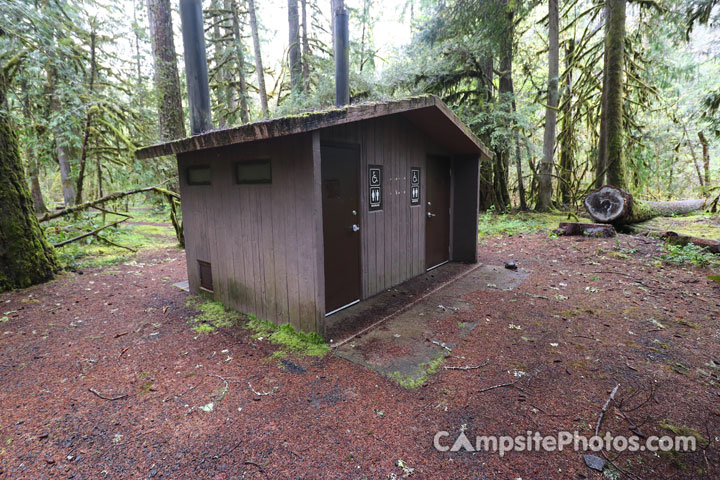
[602,0,627,188]
[288,0,302,93]
[146,0,186,140]
[537,0,559,211]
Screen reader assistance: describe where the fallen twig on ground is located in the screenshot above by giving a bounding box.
[248,382,277,396]
[88,387,128,401]
[477,380,523,394]
[444,360,489,370]
[430,339,452,352]
[595,383,620,437]
[519,292,551,300]
[591,271,654,290]
[209,374,229,402]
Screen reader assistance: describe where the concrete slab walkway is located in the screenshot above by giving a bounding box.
[333,263,528,386]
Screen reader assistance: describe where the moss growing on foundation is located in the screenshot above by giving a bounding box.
[246,316,329,357]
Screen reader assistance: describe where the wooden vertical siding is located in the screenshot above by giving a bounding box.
[177,113,482,334]
[319,114,465,300]
[177,133,322,333]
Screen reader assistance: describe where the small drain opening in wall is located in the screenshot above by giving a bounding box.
[198,260,214,292]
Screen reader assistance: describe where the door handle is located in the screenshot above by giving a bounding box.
[351,224,360,232]
[427,212,436,218]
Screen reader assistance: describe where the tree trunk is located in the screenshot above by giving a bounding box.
[75,27,97,205]
[210,0,225,125]
[699,131,711,186]
[229,0,250,123]
[21,79,48,214]
[301,0,310,87]
[515,135,527,210]
[536,0,559,212]
[558,39,575,205]
[595,46,609,189]
[584,185,708,225]
[29,158,47,214]
[476,56,500,211]
[287,0,302,94]
[0,75,59,292]
[222,0,239,122]
[601,0,626,189]
[146,0,186,140]
[247,0,269,117]
[494,1,514,211]
[683,123,704,187]
[134,0,143,86]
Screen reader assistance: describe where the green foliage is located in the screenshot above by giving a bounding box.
[658,243,720,268]
[478,209,569,238]
[44,204,178,269]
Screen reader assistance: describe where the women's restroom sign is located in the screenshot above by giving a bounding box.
[369,166,382,211]
[410,168,420,205]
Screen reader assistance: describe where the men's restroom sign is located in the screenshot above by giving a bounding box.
[369,166,382,210]
[410,167,420,205]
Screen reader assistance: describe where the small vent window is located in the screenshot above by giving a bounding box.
[236,159,272,184]
[187,166,211,185]
[198,260,213,292]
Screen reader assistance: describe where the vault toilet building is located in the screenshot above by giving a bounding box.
[137,95,492,335]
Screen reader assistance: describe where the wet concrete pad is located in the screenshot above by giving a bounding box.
[334,264,528,386]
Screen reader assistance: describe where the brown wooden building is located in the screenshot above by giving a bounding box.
[137,96,492,335]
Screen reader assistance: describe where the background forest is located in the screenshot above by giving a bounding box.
[0,0,719,290]
[1,0,718,212]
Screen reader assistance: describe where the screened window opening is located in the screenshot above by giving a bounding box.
[236,159,272,184]
[187,166,212,185]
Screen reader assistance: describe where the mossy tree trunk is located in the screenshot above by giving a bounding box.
[536,0,559,212]
[558,39,575,205]
[0,75,60,292]
[247,0,269,117]
[601,0,626,189]
[288,0,302,94]
[146,0,187,141]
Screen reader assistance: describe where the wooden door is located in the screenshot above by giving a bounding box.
[425,156,451,270]
[321,144,362,314]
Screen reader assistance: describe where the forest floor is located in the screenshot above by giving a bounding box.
[1,211,720,479]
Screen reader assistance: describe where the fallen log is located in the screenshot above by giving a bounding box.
[554,222,616,238]
[660,231,720,253]
[584,185,708,225]
[37,181,177,223]
[53,218,128,247]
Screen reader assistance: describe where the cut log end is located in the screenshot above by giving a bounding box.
[584,185,708,226]
[583,186,631,224]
